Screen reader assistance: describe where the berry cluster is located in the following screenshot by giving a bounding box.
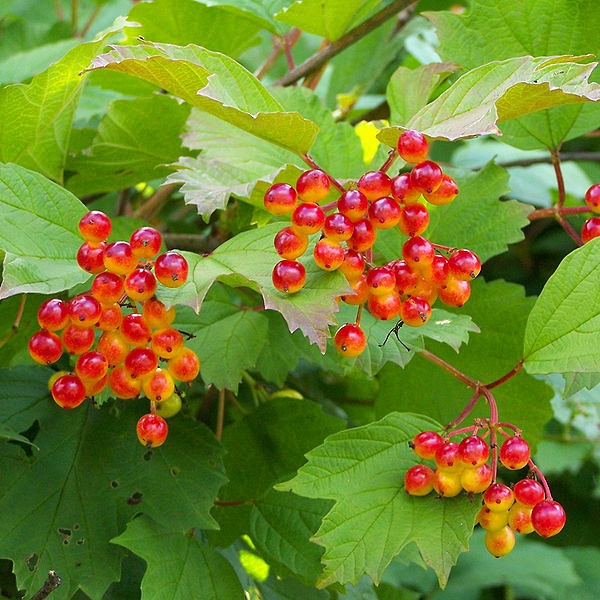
[28,211,199,448]
[264,130,481,358]
[404,424,566,557]
[582,183,600,243]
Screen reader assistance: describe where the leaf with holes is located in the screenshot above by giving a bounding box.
[278,412,480,588]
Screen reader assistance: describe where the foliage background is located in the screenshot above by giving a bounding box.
[0,0,598,599]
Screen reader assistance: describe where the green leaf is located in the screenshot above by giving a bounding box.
[387,62,459,125]
[0,365,226,599]
[112,515,244,600]
[0,163,88,299]
[211,398,344,546]
[249,489,331,584]
[375,280,554,450]
[198,0,295,34]
[0,422,35,446]
[563,372,600,396]
[174,300,269,392]
[275,0,380,40]
[278,412,480,588]
[87,42,318,155]
[66,94,191,196]
[0,21,123,182]
[524,239,600,374]
[124,0,262,57]
[426,0,600,149]
[378,55,600,144]
[158,225,350,349]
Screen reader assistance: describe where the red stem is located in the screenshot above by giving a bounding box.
[528,460,553,500]
[528,205,590,220]
[444,424,478,439]
[302,153,346,193]
[486,359,524,389]
[444,390,482,430]
[379,149,398,173]
[419,349,479,389]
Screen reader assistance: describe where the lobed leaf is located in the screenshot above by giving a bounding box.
[86,42,318,155]
[524,239,600,374]
[278,412,480,587]
[0,163,88,299]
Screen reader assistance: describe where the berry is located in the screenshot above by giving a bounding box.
[391,173,421,205]
[448,249,481,281]
[28,330,63,365]
[478,506,509,532]
[499,436,530,470]
[124,268,157,302]
[357,171,392,201]
[513,479,545,506]
[151,327,184,359]
[485,525,515,557]
[508,502,534,534]
[108,365,142,399]
[130,226,162,258]
[51,374,87,409]
[437,277,470,307]
[411,431,443,460]
[531,500,566,537]
[581,216,600,243]
[584,183,600,213]
[67,294,102,328]
[37,298,69,331]
[91,272,124,305]
[97,303,123,331]
[434,441,461,472]
[410,161,443,194]
[167,347,200,382]
[397,130,429,164]
[399,296,431,327]
[313,238,344,271]
[430,254,450,286]
[458,435,490,467]
[483,483,515,512]
[83,374,108,397]
[120,313,152,347]
[366,266,396,296]
[263,183,297,215]
[97,330,129,367]
[104,241,138,275]
[460,463,493,494]
[274,227,309,259]
[61,325,95,355]
[296,169,330,203]
[154,251,188,288]
[78,210,111,243]
[75,350,108,383]
[341,275,370,305]
[323,213,354,242]
[338,249,365,283]
[348,218,376,252]
[125,347,158,379]
[402,236,435,273]
[391,260,419,295]
[369,197,401,229]
[76,241,106,274]
[291,203,325,235]
[142,368,175,402]
[404,464,435,496]
[143,298,175,329]
[136,413,168,448]
[334,323,366,357]
[156,392,182,419]
[424,174,459,206]
[337,189,369,221]
[272,259,306,293]
[398,204,429,237]
[367,291,402,320]
[433,469,463,497]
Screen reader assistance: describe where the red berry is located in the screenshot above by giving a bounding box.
[369,196,401,229]
[154,251,188,288]
[437,276,471,307]
[411,430,443,460]
[103,241,138,275]
[430,254,449,286]
[424,174,459,206]
[400,296,431,327]
[120,313,152,347]
[75,350,108,383]
[398,203,429,237]
[97,330,130,367]
[91,272,124,305]
[458,435,490,467]
[333,323,366,357]
[338,249,365,283]
[485,525,515,557]
[313,238,344,271]
[402,236,435,273]
[460,463,493,494]
[341,275,369,305]
[130,226,162,258]
[296,169,330,203]
[323,213,354,242]
[136,413,168,448]
[391,260,419,296]
[76,241,107,274]
[483,483,515,512]
[410,161,443,194]
[448,249,481,281]
[264,182,297,215]
[366,266,396,296]
[167,347,200,382]
[142,367,175,403]
[348,218,376,252]
[434,441,461,472]
[37,298,69,331]
[508,502,534,534]
[478,506,508,532]
[367,291,402,320]
[28,330,63,365]
[581,216,600,243]
[61,325,95,355]
[357,171,392,201]
[584,183,600,213]
[499,436,530,470]
[513,479,545,506]
[108,365,142,399]
[337,189,368,222]
[78,210,111,243]
[274,227,309,259]
[67,294,102,328]
[151,327,185,359]
[433,469,463,497]
[404,464,435,496]
[391,173,421,205]
[125,347,159,379]
[397,130,429,164]
[143,298,175,329]
[272,260,306,294]
[51,374,87,409]
[124,268,157,302]
[531,500,566,537]
[291,203,325,235]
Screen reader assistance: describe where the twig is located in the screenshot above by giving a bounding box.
[30,571,61,600]
[418,349,479,389]
[133,183,179,221]
[71,0,79,34]
[276,0,416,87]
[486,359,524,389]
[54,0,64,20]
[528,205,590,220]
[79,4,101,37]
[0,295,27,349]
[497,152,600,169]
[216,389,225,441]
